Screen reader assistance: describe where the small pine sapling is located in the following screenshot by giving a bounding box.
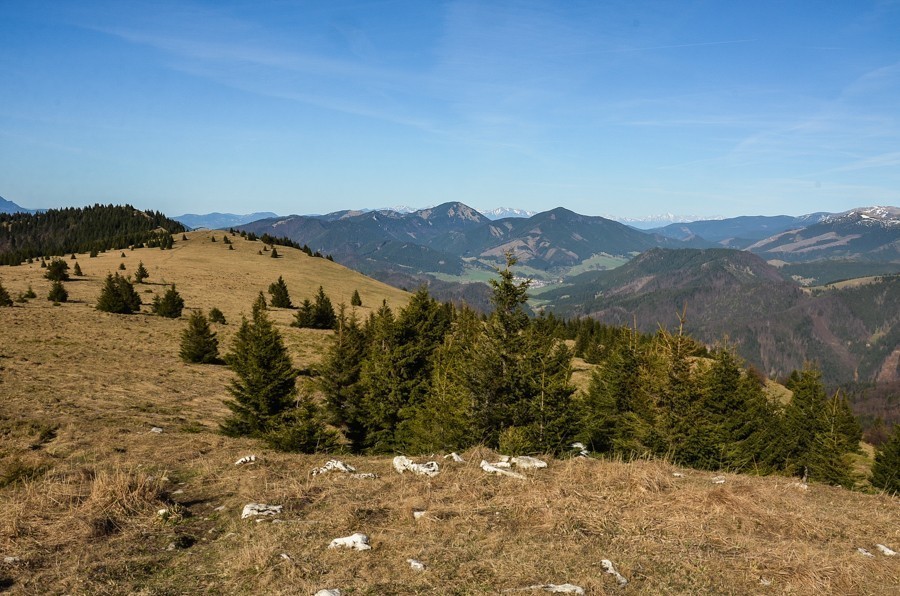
[47,281,68,303]
[151,285,185,318]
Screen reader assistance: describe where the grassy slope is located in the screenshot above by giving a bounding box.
[0,234,898,595]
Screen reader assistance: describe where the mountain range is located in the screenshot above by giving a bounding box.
[0,196,34,214]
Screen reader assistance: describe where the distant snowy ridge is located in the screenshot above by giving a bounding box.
[821,206,900,227]
[610,213,723,229]
[479,207,537,220]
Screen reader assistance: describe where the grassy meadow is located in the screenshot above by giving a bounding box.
[0,232,898,594]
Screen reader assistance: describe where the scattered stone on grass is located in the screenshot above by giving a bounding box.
[480,460,526,480]
[510,456,548,469]
[445,452,465,462]
[407,558,426,572]
[328,533,371,551]
[875,544,897,556]
[234,455,257,466]
[711,476,726,484]
[314,590,342,596]
[570,442,589,457]
[601,559,628,586]
[312,459,378,479]
[149,427,163,434]
[241,503,282,520]
[393,456,440,477]
[672,472,685,478]
[412,509,427,520]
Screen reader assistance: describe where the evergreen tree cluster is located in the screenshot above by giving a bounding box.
[0,204,186,265]
[214,253,863,485]
[96,273,142,314]
[292,286,337,329]
[151,285,185,318]
[232,229,332,260]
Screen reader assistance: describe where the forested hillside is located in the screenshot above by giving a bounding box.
[0,204,186,265]
[543,249,900,387]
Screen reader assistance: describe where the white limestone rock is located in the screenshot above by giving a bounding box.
[480,460,526,480]
[149,427,163,434]
[328,532,371,551]
[511,456,548,470]
[312,459,357,475]
[711,476,726,484]
[393,456,440,477]
[445,452,465,462]
[413,509,427,520]
[570,442,589,457]
[407,558,426,572]
[241,503,282,520]
[525,584,585,594]
[314,590,342,596]
[857,547,875,558]
[601,559,628,586]
[234,455,257,466]
[876,543,897,556]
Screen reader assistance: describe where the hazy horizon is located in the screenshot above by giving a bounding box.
[2,1,899,218]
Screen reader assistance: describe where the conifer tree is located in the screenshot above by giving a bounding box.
[73,262,83,276]
[133,261,149,283]
[222,235,231,245]
[268,276,293,308]
[44,258,69,281]
[405,307,480,453]
[47,280,68,303]
[96,273,141,314]
[270,246,279,258]
[292,299,314,328]
[870,424,900,494]
[262,395,339,453]
[351,290,362,307]
[208,307,227,324]
[220,300,298,437]
[24,285,36,299]
[118,262,126,270]
[152,285,185,318]
[180,311,220,364]
[0,281,12,307]
[783,366,856,485]
[320,304,369,450]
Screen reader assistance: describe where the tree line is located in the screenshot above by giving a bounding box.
[0,204,186,265]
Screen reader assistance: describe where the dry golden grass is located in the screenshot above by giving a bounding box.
[0,237,898,594]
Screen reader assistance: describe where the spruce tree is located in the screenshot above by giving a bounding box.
[133,261,149,283]
[44,258,70,281]
[311,286,337,329]
[24,285,36,299]
[783,367,855,485]
[96,273,141,314]
[73,262,83,276]
[208,307,227,324]
[180,311,220,364]
[870,424,900,494]
[0,281,12,307]
[118,262,126,270]
[220,300,298,437]
[351,290,362,307]
[268,276,293,308]
[320,304,369,450]
[47,280,68,303]
[292,299,314,328]
[263,395,339,453]
[270,246,279,258]
[151,285,185,318]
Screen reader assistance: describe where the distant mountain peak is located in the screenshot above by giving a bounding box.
[415,202,487,224]
[0,196,34,214]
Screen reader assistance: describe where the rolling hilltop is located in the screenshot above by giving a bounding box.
[0,233,897,594]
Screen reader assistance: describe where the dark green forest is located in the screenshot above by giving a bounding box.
[0,204,186,265]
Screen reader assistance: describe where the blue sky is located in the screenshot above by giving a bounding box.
[1,1,899,218]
